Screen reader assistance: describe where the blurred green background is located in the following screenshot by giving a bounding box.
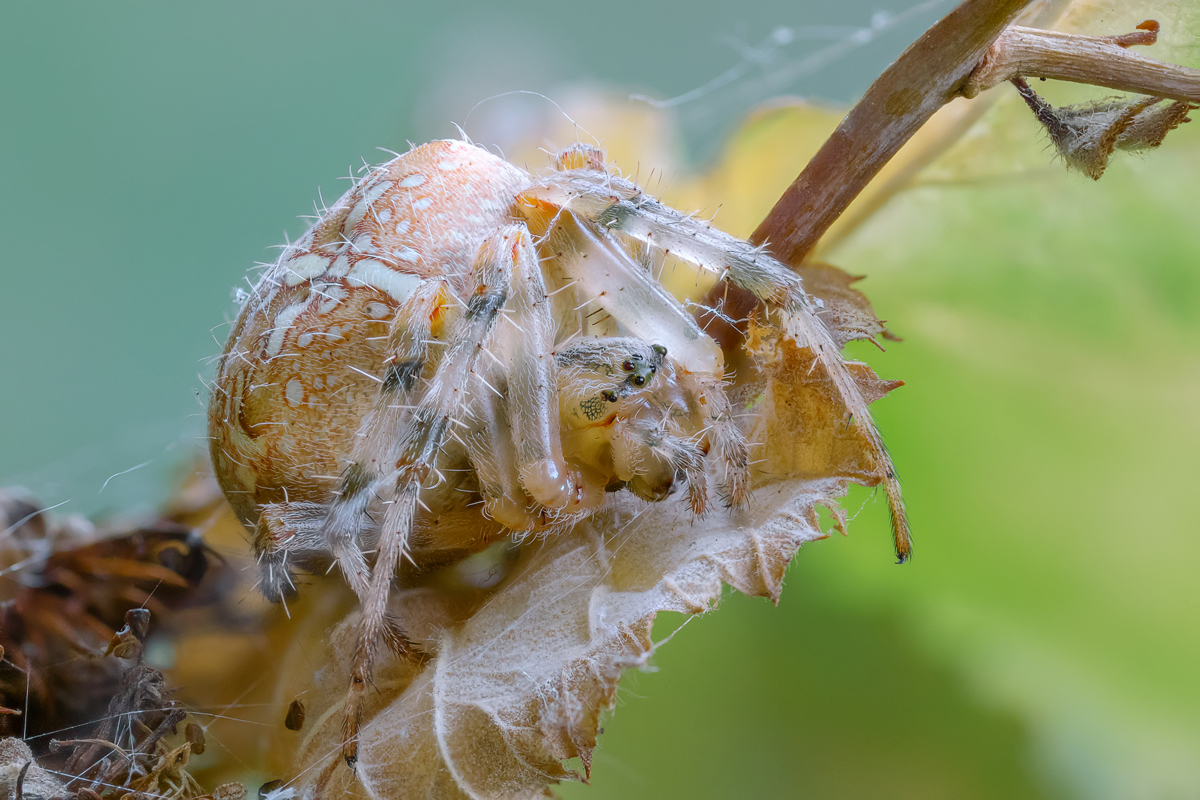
[3,2,1198,798]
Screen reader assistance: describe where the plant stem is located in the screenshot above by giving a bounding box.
[750,0,1036,266]
[699,2,1200,350]
[963,24,1200,102]
[698,0,1035,347]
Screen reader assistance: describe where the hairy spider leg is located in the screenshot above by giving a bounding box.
[530,207,723,376]
[460,367,531,530]
[506,223,606,515]
[342,225,523,767]
[547,171,911,562]
[252,501,327,601]
[677,367,751,508]
[610,415,708,513]
[778,288,911,564]
[321,281,447,600]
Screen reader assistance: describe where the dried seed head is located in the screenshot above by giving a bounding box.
[1013,77,1196,180]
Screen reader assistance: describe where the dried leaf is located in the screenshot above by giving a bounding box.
[296,483,839,799]
[797,262,901,348]
[748,327,904,485]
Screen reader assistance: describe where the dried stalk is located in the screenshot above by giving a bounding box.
[751,0,1037,266]
[963,23,1200,101]
[699,0,1036,346]
[700,1,1200,347]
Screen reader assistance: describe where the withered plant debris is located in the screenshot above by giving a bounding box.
[1013,76,1195,179]
[283,701,305,733]
[0,738,65,800]
[797,262,902,349]
[0,489,230,744]
[0,608,244,800]
[0,487,243,799]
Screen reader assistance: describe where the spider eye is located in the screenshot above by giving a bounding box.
[601,390,619,402]
[622,360,635,372]
[633,375,646,386]
[651,344,667,358]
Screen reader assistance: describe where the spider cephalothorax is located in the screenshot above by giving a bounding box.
[207,138,908,765]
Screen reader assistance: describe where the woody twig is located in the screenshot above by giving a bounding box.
[962,20,1200,102]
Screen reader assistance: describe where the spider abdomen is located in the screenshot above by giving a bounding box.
[209,141,528,528]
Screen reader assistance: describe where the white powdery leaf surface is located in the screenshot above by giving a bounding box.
[295,477,841,800]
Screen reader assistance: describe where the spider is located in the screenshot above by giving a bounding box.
[207,138,910,766]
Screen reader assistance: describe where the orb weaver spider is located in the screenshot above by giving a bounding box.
[207,137,909,766]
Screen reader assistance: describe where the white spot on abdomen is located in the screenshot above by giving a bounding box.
[347,259,423,305]
[282,253,328,286]
[412,197,433,211]
[265,301,308,357]
[316,282,348,314]
[328,254,352,277]
[352,231,377,252]
[344,202,368,235]
[365,301,391,319]
[396,247,420,263]
[363,180,393,206]
[400,173,427,188]
[285,378,305,406]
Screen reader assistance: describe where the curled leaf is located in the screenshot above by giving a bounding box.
[298,485,842,799]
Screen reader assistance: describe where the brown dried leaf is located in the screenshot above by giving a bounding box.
[797,262,901,348]
[748,326,904,485]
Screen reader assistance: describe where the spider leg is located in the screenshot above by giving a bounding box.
[680,369,751,509]
[252,501,328,601]
[321,281,446,600]
[506,226,605,514]
[612,416,708,513]
[539,171,910,561]
[341,224,521,768]
[461,377,537,530]
[533,209,724,376]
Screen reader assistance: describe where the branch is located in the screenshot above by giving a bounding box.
[699,0,1035,348]
[963,23,1200,102]
[749,0,1036,266]
[698,4,1200,350]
